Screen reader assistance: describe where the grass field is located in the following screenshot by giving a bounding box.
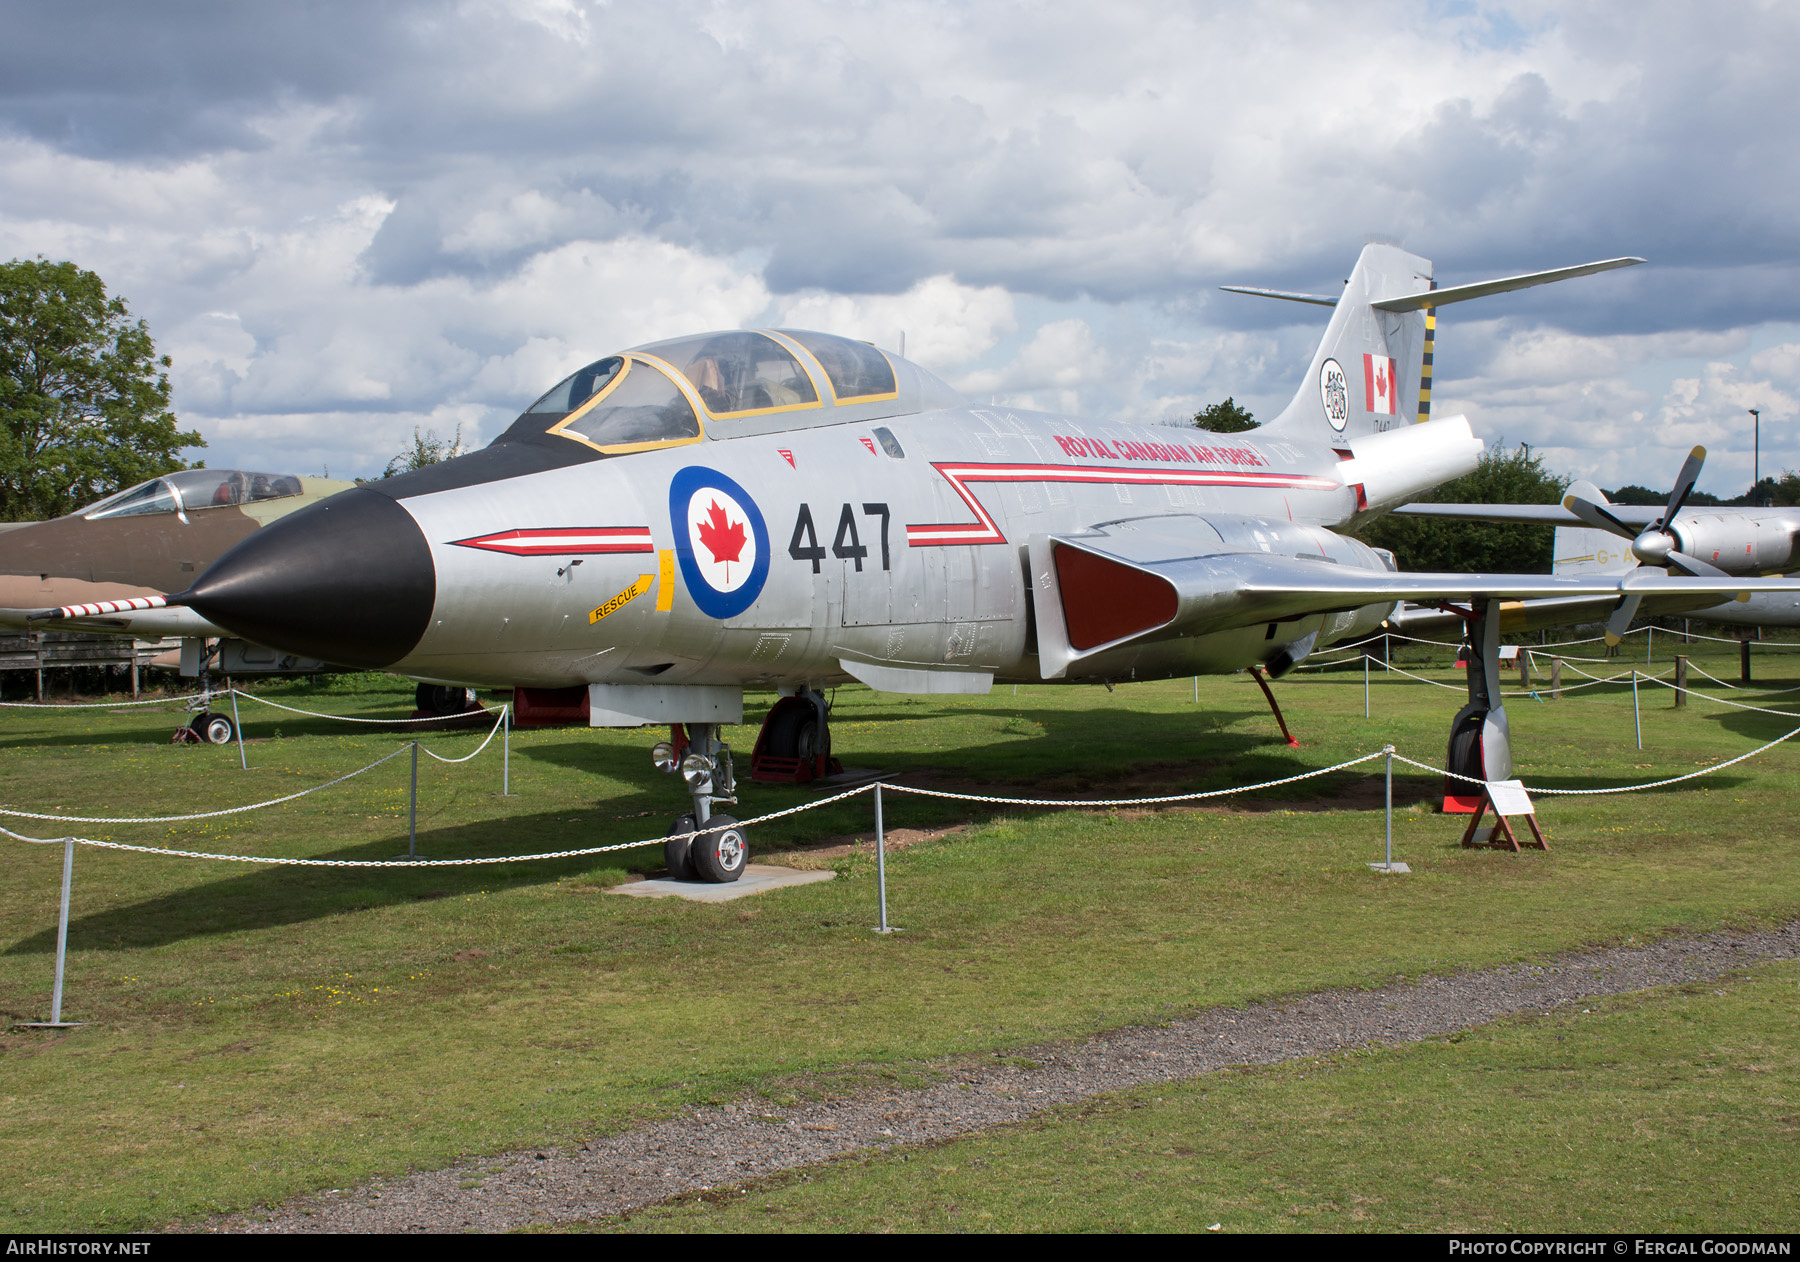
[1,631,1797,1232]
[593,962,1800,1234]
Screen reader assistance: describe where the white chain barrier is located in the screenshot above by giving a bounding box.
[12,698,1800,867]
[880,751,1385,807]
[1394,716,1800,795]
[226,689,502,725]
[1680,661,1800,696]
[0,706,509,823]
[0,692,206,709]
[10,632,1800,866]
[1639,673,1800,718]
[0,780,880,865]
[0,746,413,824]
[416,707,509,763]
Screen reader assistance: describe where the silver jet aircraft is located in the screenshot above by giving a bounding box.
[120,245,1800,879]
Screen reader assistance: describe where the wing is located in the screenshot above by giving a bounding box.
[1028,522,1791,678]
[1387,502,1663,526]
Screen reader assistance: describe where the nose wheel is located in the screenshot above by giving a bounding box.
[664,812,697,881]
[652,722,746,882]
[689,813,747,883]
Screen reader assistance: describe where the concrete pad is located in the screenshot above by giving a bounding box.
[609,864,835,903]
[1367,861,1412,874]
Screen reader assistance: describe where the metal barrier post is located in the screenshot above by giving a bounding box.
[1742,638,1753,683]
[51,839,73,1023]
[19,840,84,1029]
[501,705,512,796]
[397,741,422,860]
[231,689,247,771]
[1368,745,1404,874]
[1384,745,1393,868]
[1633,672,1643,750]
[873,782,898,934]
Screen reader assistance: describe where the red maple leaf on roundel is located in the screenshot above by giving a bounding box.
[695,499,747,566]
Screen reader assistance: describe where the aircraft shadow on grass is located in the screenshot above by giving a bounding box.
[4,699,1764,955]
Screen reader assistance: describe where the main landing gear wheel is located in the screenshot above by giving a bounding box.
[766,704,830,766]
[191,712,235,745]
[416,683,477,716]
[689,813,748,884]
[664,813,697,881]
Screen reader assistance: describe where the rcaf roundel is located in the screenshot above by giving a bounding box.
[1364,353,1398,416]
[668,467,770,619]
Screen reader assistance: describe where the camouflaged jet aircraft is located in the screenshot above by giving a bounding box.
[6,468,358,740]
[116,244,1800,879]
[4,467,350,638]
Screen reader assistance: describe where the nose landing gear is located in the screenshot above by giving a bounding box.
[653,722,745,883]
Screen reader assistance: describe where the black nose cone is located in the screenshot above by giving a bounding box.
[185,487,435,669]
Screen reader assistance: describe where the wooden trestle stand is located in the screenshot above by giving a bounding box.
[1458,778,1548,853]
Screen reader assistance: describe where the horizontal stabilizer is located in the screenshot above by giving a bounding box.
[1218,285,1338,307]
[1372,257,1643,312]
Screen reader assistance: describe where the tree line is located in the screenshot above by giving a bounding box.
[0,255,1786,568]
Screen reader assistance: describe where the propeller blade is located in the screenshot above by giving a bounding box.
[1563,493,1637,540]
[1604,593,1643,647]
[1660,445,1706,527]
[1665,549,1730,578]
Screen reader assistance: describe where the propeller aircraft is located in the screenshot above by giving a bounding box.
[85,244,1800,877]
[1392,447,1800,641]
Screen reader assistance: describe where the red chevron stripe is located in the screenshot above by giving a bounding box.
[904,462,1341,547]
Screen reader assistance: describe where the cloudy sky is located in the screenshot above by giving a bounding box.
[3,0,1796,494]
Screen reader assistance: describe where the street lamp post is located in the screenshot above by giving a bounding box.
[1750,408,1761,504]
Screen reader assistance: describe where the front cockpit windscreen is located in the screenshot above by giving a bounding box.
[776,330,897,401]
[547,358,701,451]
[526,356,624,415]
[646,331,820,418]
[79,469,305,520]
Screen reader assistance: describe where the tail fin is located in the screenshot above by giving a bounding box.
[1262,243,1434,442]
[1252,247,1644,444]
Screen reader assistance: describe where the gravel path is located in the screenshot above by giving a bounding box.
[209,921,1800,1233]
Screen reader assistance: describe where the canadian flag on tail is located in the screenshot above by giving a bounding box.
[1364,353,1398,416]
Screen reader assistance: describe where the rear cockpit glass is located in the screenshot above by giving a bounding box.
[645,331,819,418]
[550,358,700,450]
[80,469,304,519]
[778,330,897,401]
[526,356,624,415]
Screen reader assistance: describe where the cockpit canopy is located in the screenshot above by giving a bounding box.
[501,328,960,455]
[78,469,306,520]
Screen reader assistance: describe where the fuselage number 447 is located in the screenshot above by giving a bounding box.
[789,502,891,573]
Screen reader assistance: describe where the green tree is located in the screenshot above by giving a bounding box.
[382,424,462,478]
[0,258,202,521]
[1192,397,1258,432]
[1356,443,1571,574]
